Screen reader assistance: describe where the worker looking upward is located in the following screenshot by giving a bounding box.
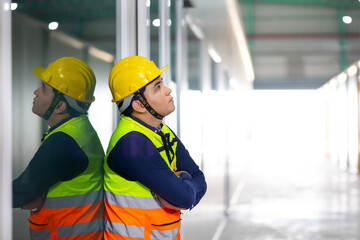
[104,56,207,240]
[12,57,105,239]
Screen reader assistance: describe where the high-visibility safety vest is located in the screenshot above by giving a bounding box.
[29,116,105,240]
[104,116,181,240]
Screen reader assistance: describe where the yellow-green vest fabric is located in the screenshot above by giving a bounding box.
[104,116,181,240]
[29,116,105,240]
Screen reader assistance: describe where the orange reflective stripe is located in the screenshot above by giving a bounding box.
[105,201,147,226]
[104,219,145,238]
[57,219,103,238]
[150,226,180,240]
[105,200,181,240]
[104,231,138,240]
[29,228,51,240]
[30,201,104,239]
[43,190,102,209]
[59,231,103,240]
[43,200,104,226]
[105,190,161,209]
[105,201,180,224]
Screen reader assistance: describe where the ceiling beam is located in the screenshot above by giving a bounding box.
[247,32,360,40]
[237,0,360,8]
[16,0,115,10]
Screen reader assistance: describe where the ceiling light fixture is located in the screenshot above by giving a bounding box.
[342,16,352,24]
[48,22,59,30]
[11,3,17,10]
[208,48,222,63]
[152,18,160,27]
[337,72,347,84]
[89,47,114,63]
[185,14,204,40]
[347,65,357,77]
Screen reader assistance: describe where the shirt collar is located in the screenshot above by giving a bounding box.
[48,116,73,133]
[130,116,163,134]
[41,117,73,142]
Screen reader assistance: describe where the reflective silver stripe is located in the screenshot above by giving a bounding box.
[105,190,162,209]
[43,189,103,209]
[57,218,103,238]
[105,219,144,238]
[30,228,51,240]
[151,227,180,240]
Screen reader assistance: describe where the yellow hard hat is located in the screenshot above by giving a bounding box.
[34,57,96,103]
[109,56,168,102]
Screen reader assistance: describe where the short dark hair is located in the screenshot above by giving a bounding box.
[61,96,88,117]
[52,88,87,117]
[118,85,147,117]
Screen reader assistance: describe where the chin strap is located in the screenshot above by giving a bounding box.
[42,90,64,120]
[135,91,164,120]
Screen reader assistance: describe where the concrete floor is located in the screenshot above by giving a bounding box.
[181,158,360,240]
[222,161,360,240]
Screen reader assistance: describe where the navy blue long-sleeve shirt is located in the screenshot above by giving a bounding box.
[107,117,207,209]
[12,118,88,208]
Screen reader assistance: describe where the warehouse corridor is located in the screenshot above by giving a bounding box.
[217,157,360,240]
[2,1,360,239]
[180,90,360,240]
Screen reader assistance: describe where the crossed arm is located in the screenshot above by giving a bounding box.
[107,131,207,209]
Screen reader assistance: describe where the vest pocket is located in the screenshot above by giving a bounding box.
[29,219,51,240]
[150,219,181,240]
[29,211,52,240]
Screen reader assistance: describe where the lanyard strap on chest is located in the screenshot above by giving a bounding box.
[157,133,176,166]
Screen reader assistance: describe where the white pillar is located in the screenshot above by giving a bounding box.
[137,0,150,58]
[175,0,184,137]
[159,0,171,85]
[117,0,137,60]
[114,0,138,126]
[0,1,12,239]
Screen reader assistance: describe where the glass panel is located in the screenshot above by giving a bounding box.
[187,25,201,90]
[12,2,116,239]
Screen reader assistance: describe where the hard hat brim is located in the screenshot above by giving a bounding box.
[33,67,46,82]
[159,65,169,73]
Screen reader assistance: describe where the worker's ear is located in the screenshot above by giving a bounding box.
[132,99,146,113]
[53,100,67,114]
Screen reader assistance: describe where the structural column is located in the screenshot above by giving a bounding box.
[0,1,12,239]
[159,0,171,86]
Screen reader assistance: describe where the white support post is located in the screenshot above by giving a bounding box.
[117,0,137,60]
[0,1,12,239]
[175,0,184,137]
[137,0,150,58]
[159,0,171,86]
[114,0,138,126]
